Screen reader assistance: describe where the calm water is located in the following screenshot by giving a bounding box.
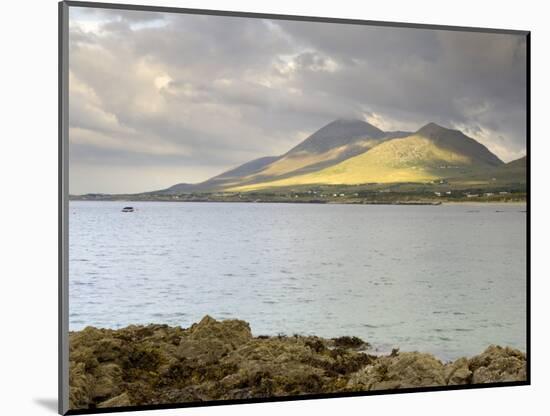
[69,201,527,360]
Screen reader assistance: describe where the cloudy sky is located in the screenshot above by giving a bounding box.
[68,6,527,194]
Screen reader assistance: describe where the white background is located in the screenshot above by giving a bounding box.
[1,0,547,414]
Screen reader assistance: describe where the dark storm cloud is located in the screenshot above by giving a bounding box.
[68,7,527,194]
[276,21,526,140]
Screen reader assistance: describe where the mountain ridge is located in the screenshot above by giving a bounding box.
[284,118,385,155]
[164,119,406,193]
[415,123,503,167]
[162,119,521,194]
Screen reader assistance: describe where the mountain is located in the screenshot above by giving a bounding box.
[164,119,400,193]
[227,123,505,191]
[243,119,396,180]
[498,156,527,182]
[163,156,278,193]
[286,118,385,154]
[160,120,521,194]
[414,123,502,167]
[445,155,526,187]
[503,155,526,171]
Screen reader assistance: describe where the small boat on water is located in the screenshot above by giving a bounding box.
[121,206,135,212]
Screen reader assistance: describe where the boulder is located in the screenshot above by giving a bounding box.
[347,352,446,390]
[469,345,526,383]
[445,357,472,385]
[176,315,252,366]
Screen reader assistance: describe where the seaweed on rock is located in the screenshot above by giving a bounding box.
[69,316,527,410]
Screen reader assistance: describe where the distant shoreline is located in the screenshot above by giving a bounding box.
[69,197,526,206]
[70,179,527,206]
[442,201,527,206]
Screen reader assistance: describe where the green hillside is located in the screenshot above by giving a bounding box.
[228,123,507,191]
[445,155,527,188]
[156,120,525,195]
[162,119,406,193]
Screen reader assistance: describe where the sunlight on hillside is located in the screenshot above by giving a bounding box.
[248,139,380,178]
[228,135,475,191]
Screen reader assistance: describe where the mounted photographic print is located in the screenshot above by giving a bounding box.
[59,1,530,414]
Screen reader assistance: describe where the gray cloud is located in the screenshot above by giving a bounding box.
[68,7,527,194]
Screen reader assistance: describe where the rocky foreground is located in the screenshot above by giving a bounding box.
[69,316,526,410]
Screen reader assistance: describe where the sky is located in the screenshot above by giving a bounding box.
[68,7,527,194]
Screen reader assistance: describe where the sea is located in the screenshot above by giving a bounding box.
[69,201,527,361]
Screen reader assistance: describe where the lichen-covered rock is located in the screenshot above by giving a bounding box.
[188,315,252,346]
[68,362,93,409]
[469,345,526,383]
[91,363,124,399]
[444,357,472,385]
[176,315,252,366]
[219,338,332,397]
[68,316,527,410]
[346,351,446,390]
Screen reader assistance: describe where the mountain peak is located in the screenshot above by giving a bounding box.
[287,118,385,155]
[319,118,382,134]
[415,122,503,166]
[330,117,371,125]
[416,122,449,136]
[162,117,511,193]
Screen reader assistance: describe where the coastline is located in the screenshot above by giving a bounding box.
[69,316,526,410]
[69,197,526,206]
[442,200,527,206]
